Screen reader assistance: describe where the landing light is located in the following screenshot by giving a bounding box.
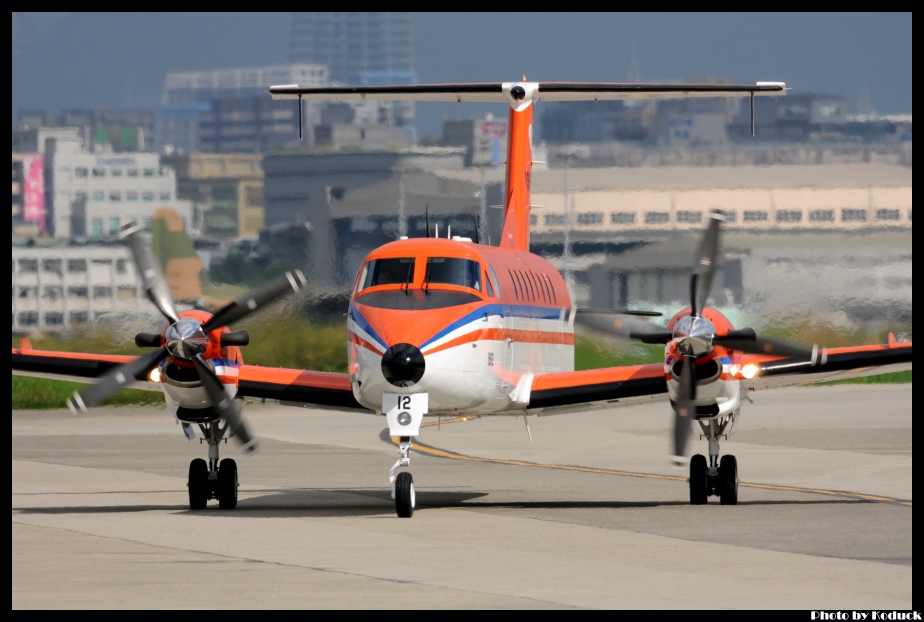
[397,411,412,426]
[740,364,759,380]
[148,367,162,383]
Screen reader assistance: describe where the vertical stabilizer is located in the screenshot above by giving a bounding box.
[499,83,536,252]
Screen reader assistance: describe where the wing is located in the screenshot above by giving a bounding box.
[12,343,370,413]
[236,365,368,412]
[526,363,669,416]
[739,341,912,391]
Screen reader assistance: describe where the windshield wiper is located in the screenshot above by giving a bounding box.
[424,261,432,295]
[402,261,413,296]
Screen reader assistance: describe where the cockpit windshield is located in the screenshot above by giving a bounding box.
[425,257,481,292]
[358,257,415,292]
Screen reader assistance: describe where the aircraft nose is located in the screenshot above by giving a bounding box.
[381,343,425,387]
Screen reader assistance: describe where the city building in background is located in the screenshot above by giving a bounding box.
[15,109,153,153]
[157,64,328,154]
[164,153,265,238]
[289,13,417,136]
[440,114,508,167]
[44,136,192,239]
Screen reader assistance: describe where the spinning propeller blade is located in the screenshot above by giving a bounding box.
[690,211,723,318]
[192,355,258,453]
[673,356,697,460]
[574,311,672,344]
[203,270,307,332]
[121,224,178,323]
[714,329,815,359]
[67,346,168,412]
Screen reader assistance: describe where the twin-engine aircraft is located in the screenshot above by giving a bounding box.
[12,81,911,517]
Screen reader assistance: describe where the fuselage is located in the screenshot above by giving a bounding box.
[348,237,574,414]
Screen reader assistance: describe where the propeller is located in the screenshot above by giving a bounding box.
[573,209,819,462]
[68,223,306,454]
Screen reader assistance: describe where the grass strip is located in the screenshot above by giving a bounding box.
[12,375,163,410]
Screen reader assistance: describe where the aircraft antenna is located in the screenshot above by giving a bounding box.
[425,205,431,238]
[473,213,481,244]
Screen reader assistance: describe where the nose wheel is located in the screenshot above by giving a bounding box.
[689,453,738,505]
[394,472,416,517]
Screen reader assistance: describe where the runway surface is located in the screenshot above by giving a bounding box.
[12,384,912,608]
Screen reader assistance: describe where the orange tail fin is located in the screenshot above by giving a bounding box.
[500,90,534,251]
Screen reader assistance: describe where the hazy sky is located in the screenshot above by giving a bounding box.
[12,12,912,137]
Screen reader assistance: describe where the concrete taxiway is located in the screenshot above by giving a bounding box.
[12,384,912,608]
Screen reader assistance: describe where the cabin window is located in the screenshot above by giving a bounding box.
[425,257,481,292]
[544,274,558,305]
[487,265,501,297]
[507,269,520,299]
[358,257,415,292]
[485,272,496,298]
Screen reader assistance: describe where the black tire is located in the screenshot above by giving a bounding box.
[719,455,738,505]
[689,454,708,505]
[188,458,209,510]
[395,472,415,518]
[217,458,238,510]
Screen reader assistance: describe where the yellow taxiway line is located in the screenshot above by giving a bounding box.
[392,436,912,507]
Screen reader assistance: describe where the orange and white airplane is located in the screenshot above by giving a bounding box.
[12,81,912,517]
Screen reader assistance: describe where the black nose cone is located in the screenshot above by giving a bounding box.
[381,343,425,387]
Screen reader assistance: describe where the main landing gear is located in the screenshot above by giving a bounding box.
[689,416,738,505]
[390,436,416,518]
[187,421,239,510]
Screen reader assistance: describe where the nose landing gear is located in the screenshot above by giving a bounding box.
[390,436,416,517]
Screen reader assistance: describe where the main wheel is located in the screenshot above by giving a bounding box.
[719,454,738,505]
[188,458,209,510]
[689,454,708,505]
[217,458,238,510]
[395,472,415,518]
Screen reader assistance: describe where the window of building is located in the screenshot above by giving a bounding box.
[92,168,106,177]
[577,212,603,226]
[776,210,803,223]
[43,287,64,301]
[425,257,481,292]
[676,211,702,224]
[67,286,88,299]
[117,286,136,299]
[143,168,154,177]
[545,214,565,226]
[645,212,670,224]
[529,214,538,226]
[44,312,65,326]
[116,259,127,274]
[723,211,737,223]
[42,259,62,276]
[142,217,153,230]
[126,191,138,202]
[93,287,113,299]
[110,168,123,177]
[75,191,88,202]
[69,311,89,324]
[109,191,121,201]
[842,209,868,222]
[809,209,834,222]
[92,190,105,201]
[67,260,87,273]
[358,257,415,292]
[159,192,171,201]
[126,169,139,177]
[108,218,120,234]
[18,312,38,326]
[91,219,104,237]
[142,192,154,202]
[611,212,635,225]
[18,259,38,274]
[75,167,89,178]
[876,209,900,221]
[743,211,769,222]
